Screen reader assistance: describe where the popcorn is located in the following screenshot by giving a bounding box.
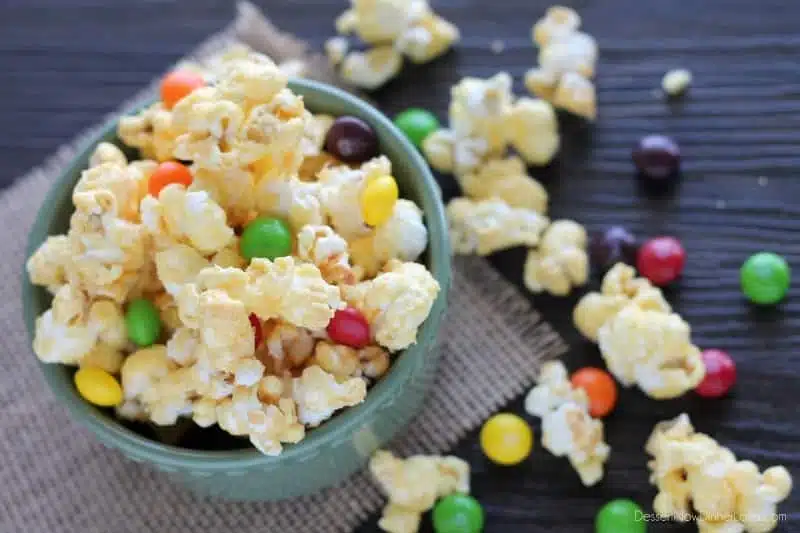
[190,167,257,228]
[598,305,705,399]
[26,235,72,294]
[395,12,460,64]
[117,103,177,162]
[256,176,325,231]
[506,98,560,166]
[647,414,793,533]
[324,37,350,66]
[449,73,514,155]
[349,199,428,278]
[526,6,598,120]
[343,260,439,351]
[214,54,287,109]
[370,450,470,533]
[141,183,234,254]
[296,224,357,285]
[421,129,456,174]
[291,365,367,426]
[73,162,146,223]
[447,198,549,256]
[89,142,127,168]
[662,68,692,96]
[340,46,404,90]
[458,156,549,213]
[245,257,343,330]
[155,244,210,296]
[308,340,360,380]
[262,319,316,373]
[524,361,610,486]
[79,343,125,374]
[300,113,335,157]
[573,263,669,341]
[120,345,174,401]
[524,219,588,296]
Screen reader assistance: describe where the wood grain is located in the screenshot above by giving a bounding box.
[1,0,798,531]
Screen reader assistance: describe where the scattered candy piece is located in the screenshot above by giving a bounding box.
[74,366,123,407]
[148,161,193,198]
[695,349,736,398]
[632,134,680,183]
[325,115,379,163]
[394,108,441,149]
[327,307,371,349]
[637,236,686,286]
[595,499,646,533]
[432,494,485,533]
[249,313,263,349]
[740,252,791,305]
[361,174,399,226]
[125,298,162,347]
[570,367,618,418]
[662,68,692,97]
[239,217,293,262]
[480,413,533,466]
[589,226,638,274]
[160,69,205,110]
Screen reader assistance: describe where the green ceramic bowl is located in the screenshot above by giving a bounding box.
[22,79,451,501]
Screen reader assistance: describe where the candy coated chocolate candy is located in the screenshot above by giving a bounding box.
[325,116,379,164]
[74,367,123,407]
[637,236,685,286]
[240,217,293,262]
[695,349,736,398]
[571,367,618,418]
[479,413,533,466]
[740,252,790,305]
[433,494,485,533]
[394,108,440,149]
[590,226,638,274]
[632,134,680,181]
[595,499,646,533]
[327,307,371,348]
[125,298,162,347]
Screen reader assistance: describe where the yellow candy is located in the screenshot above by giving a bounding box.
[480,413,534,466]
[74,366,123,407]
[361,175,399,226]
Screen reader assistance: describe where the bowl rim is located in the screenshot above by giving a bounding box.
[22,78,451,470]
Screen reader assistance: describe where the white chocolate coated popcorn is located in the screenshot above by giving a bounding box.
[447,197,549,256]
[506,98,560,166]
[370,450,470,533]
[296,224,357,285]
[291,365,367,426]
[647,414,793,533]
[524,361,609,486]
[449,73,514,155]
[458,156,549,213]
[524,219,588,296]
[340,46,403,90]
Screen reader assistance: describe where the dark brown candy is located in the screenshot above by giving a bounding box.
[632,134,681,182]
[590,226,639,274]
[324,115,379,164]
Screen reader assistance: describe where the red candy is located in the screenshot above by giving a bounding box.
[695,349,736,398]
[637,236,686,286]
[327,307,370,348]
[249,313,263,349]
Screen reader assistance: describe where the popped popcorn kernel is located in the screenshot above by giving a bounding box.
[524,361,609,486]
[325,37,350,66]
[532,6,581,47]
[447,197,549,256]
[458,156,549,213]
[89,142,127,168]
[524,219,588,296]
[27,235,73,294]
[117,103,177,162]
[340,46,403,90]
[262,319,316,373]
[370,450,471,533]
[506,97,560,167]
[395,12,460,64]
[291,365,367,426]
[296,224,357,285]
[343,260,439,351]
[421,128,456,174]
[647,414,793,533]
[449,73,514,155]
[552,71,597,121]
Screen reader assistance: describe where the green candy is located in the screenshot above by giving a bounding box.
[394,108,440,149]
[240,217,293,261]
[595,499,646,533]
[432,494,484,533]
[125,299,162,347]
[740,252,791,305]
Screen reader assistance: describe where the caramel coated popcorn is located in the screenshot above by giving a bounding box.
[370,450,470,533]
[525,361,610,486]
[647,414,793,533]
[27,48,439,456]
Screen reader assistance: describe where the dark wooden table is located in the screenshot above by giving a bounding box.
[3,0,799,531]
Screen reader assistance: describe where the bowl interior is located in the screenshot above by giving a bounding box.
[22,78,451,469]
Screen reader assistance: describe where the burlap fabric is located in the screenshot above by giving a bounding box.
[0,4,566,532]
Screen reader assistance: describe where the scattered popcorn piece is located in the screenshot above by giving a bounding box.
[573,262,670,341]
[117,103,177,162]
[340,46,404,90]
[26,235,73,294]
[349,199,428,278]
[532,5,581,47]
[343,260,439,351]
[421,129,456,173]
[662,68,692,97]
[524,219,588,296]
[291,365,367,426]
[524,360,609,486]
[647,414,793,533]
[190,167,257,228]
[552,71,597,121]
[447,197,549,256]
[539,31,598,79]
[296,224,357,285]
[458,156,549,213]
[449,73,514,156]
[506,98,560,166]
[395,12,460,64]
[370,450,470,533]
[325,37,350,66]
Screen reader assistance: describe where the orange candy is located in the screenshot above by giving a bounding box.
[570,367,618,418]
[160,70,205,109]
[148,161,193,198]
